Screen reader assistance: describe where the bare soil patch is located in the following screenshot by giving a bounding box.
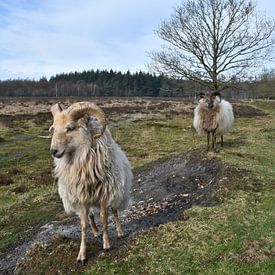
[233,103,267,117]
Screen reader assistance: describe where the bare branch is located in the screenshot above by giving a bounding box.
[150,0,275,91]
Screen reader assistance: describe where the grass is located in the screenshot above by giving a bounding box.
[112,116,197,168]
[85,191,274,274]
[0,117,64,252]
[0,99,274,274]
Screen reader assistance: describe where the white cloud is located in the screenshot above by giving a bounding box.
[1,0,274,80]
[0,0,176,79]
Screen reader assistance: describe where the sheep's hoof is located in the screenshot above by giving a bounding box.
[77,258,87,266]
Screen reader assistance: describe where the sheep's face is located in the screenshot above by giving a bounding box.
[198,92,221,110]
[49,102,106,159]
[50,112,85,158]
[49,104,92,159]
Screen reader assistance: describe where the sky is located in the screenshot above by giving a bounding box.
[0,0,274,80]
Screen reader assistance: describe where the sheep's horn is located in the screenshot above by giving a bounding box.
[51,103,62,116]
[66,102,106,138]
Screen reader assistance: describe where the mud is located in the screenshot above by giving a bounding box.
[0,150,260,274]
[233,103,267,117]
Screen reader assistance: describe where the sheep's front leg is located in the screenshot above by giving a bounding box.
[77,209,88,265]
[100,206,110,250]
[211,131,216,149]
[89,214,100,237]
[221,135,224,147]
[207,132,210,150]
[112,208,124,238]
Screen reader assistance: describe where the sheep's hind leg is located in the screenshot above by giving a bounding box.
[89,214,100,237]
[100,206,110,250]
[221,135,224,147]
[112,208,124,238]
[77,209,88,265]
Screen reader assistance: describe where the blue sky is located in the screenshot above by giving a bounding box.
[0,0,274,80]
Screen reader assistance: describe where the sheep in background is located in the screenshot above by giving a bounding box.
[50,102,132,265]
[193,92,234,150]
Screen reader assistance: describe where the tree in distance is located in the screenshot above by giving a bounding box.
[150,0,275,91]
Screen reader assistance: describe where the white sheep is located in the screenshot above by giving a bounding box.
[193,92,234,150]
[50,102,132,265]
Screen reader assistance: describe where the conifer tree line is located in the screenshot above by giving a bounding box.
[0,69,274,99]
[0,69,197,97]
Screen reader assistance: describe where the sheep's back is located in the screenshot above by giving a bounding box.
[217,100,234,135]
[105,130,133,211]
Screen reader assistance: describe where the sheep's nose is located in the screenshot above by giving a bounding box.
[50,149,58,157]
[208,103,213,108]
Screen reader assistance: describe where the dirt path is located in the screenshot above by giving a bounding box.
[1,149,248,274]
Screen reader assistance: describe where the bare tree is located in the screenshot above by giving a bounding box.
[150,0,275,91]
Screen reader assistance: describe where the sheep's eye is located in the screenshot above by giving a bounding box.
[65,125,75,132]
[49,125,54,132]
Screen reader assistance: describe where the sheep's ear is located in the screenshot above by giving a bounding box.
[86,116,102,138]
[212,92,222,102]
[51,103,62,116]
[196,93,205,101]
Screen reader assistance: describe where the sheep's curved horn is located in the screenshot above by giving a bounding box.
[212,91,222,102]
[66,102,106,138]
[51,103,62,116]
